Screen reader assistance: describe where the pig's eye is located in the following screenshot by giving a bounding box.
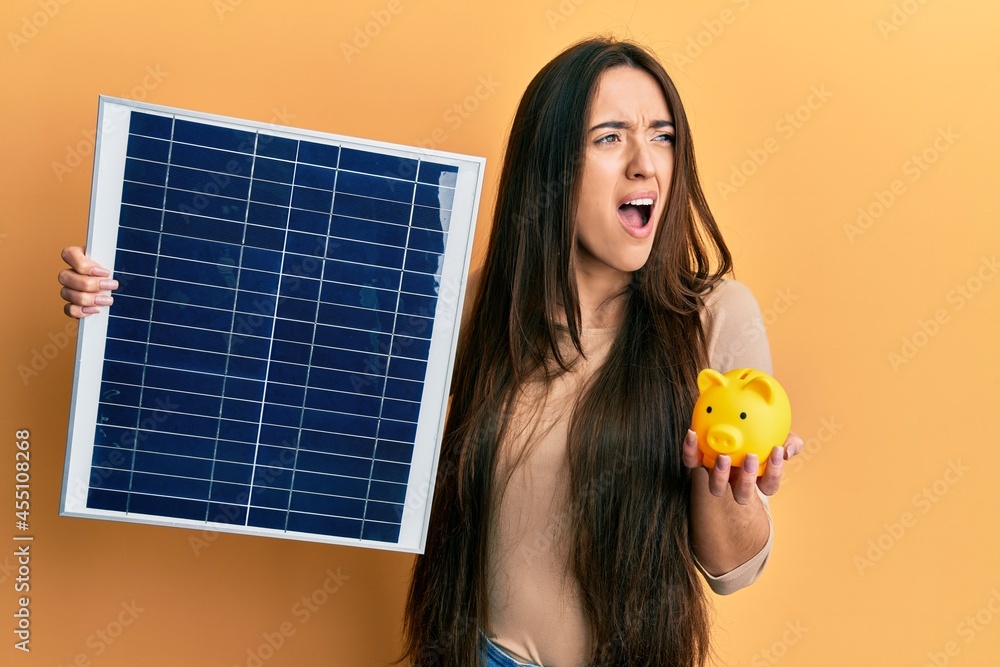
[706,406,712,414]
[740,412,747,420]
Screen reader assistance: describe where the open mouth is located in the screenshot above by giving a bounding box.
[618,197,654,229]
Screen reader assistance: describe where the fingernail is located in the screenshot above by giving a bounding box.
[94,295,113,306]
[772,446,785,464]
[744,454,759,471]
[81,306,100,314]
[91,267,110,277]
[716,456,730,470]
[99,279,118,290]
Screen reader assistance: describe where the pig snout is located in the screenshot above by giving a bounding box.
[706,424,743,453]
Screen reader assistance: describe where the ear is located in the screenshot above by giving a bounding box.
[697,368,727,394]
[743,375,776,405]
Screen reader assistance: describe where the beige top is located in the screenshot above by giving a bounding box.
[486,278,775,667]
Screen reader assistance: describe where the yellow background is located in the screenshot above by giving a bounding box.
[2,0,999,664]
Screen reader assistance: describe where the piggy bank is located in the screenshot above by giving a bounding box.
[691,368,791,476]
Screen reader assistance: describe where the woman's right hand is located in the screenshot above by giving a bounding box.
[58,246,119,319]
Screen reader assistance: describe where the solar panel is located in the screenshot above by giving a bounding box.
[60,96,484,552]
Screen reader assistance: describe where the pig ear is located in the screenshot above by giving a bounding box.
[743,375,776,405]
[697,369,728,393]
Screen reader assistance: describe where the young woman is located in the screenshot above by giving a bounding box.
[59,38,801,667]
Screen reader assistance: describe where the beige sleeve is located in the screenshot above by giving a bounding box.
[693,278,775,595]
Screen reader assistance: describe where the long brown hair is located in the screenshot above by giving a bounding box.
[403,37,732,666]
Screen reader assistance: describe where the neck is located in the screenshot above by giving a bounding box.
[572,262,631,330]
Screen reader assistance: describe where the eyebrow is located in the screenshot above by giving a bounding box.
[589,119,675,132]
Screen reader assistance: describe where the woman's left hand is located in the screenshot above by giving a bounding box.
[682,430,803,504]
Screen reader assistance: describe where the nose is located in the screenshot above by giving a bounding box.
[706,424,743,453]
[627,140,655,180]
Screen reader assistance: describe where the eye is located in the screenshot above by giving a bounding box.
[706,406,712,414]
[595,133,621,144]
[740,412,747,420]
[654,133,675,144]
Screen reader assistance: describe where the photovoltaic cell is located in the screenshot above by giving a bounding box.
[61,97,484,553]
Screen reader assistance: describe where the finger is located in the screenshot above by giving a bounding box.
[60,285,115,308]
[783,431,804,459]
[681,429,702,469]
[57,268,118,294]
[63,302,102,319]
[758,446,785,496]
[732,454,759,504]
[60,246,110,277]
[708,455,731,497]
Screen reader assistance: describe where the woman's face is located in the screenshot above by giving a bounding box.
[573,66,674,285]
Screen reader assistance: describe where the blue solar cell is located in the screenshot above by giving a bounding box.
[250,180,292,206]
[241,247,283,272]
[322,262,401,291]
[129,494,207,521]
[375,439,414,463]
[257,134,298,160]
[333,193,412,225]
[384,378,424,402]
[367,480,406,504]
[116,227,159,255]
[129,111,172,139]
[415,183,453,210]
[291,186,333,213]
[122,181,166,209]
[119,204,163,232]
[126,135,171,162]
[379,399,420,423]
[288,209,330,235]
[125,158,169,185]
[250,486,290,510]
[327,237,405,270]
[104,337,147,364]
[221,397,263,422]
[102,360,144,386]
[100,381,142,407]
[252,157,295,183]
[162,212,244,244]
[247,202,289,228]
[362,521,401,543]
[107,315,150,342]
[266,361,308,385]
[92,444,135,469]
[208,502,249,525]
[173,118,255,153]
[336,171,414,204]
[170,143,254,175]
[417,161,459,185]
[400,271,440,297]
[405,249,444,276]
[340,147,417,180]
[226,355,269,380]
[243,223,284,249]
[328,215,408,246]
[372,460,409,483]
[294,164,337,190]
[411,204,449,231]
[212,461,254,485]
[392,313,434,340]
[215,440,256,464]
[363,500,404,524]
[288,512,361,539]
[168,165,251,200]
[297,141,340,168]
[290,491,365,518]
[209,482,248,504]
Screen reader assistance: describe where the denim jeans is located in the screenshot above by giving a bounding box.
[480,632,543,667]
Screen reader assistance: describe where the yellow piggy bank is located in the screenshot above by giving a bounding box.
[691,368,791,476]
